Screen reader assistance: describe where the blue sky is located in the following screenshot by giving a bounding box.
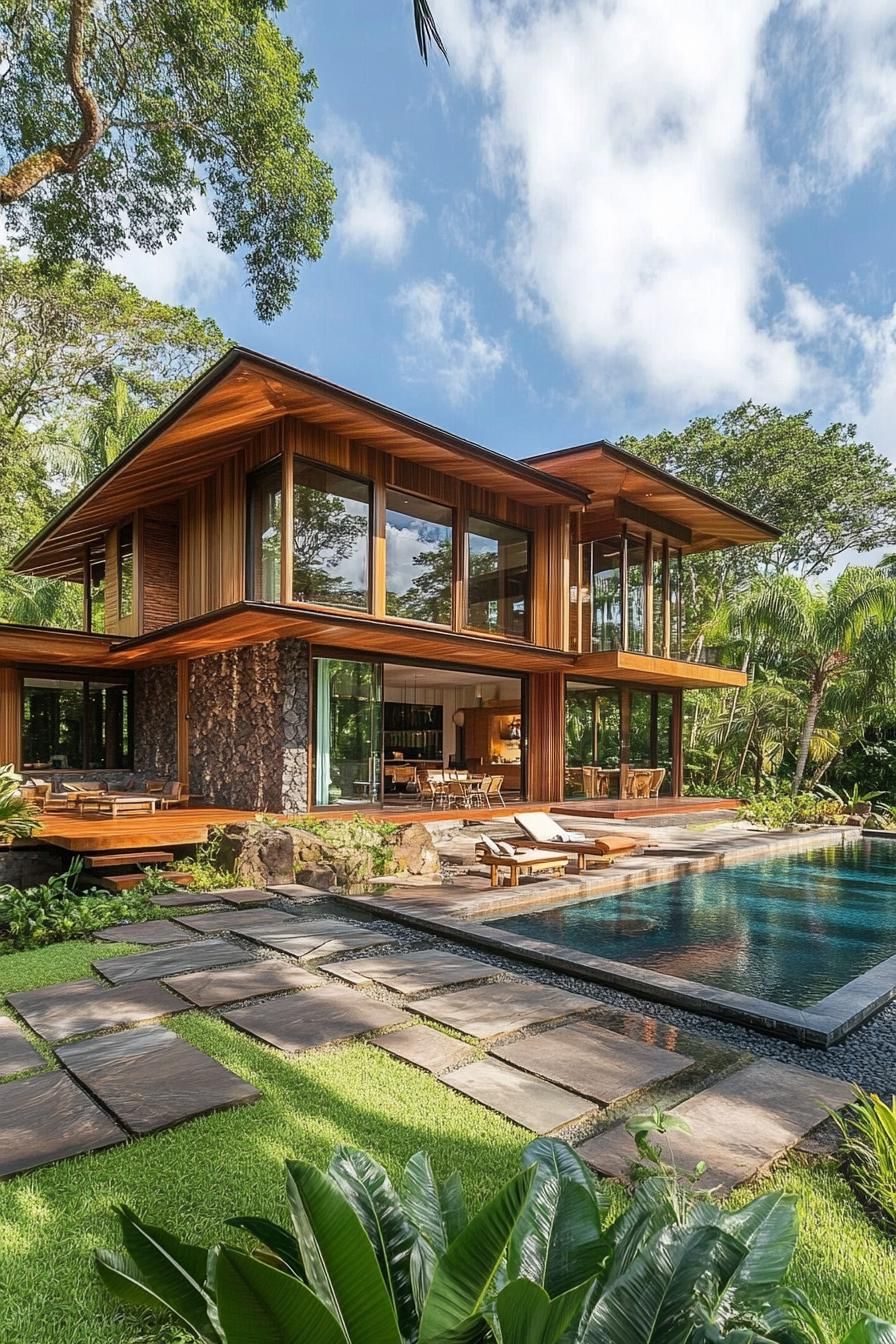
[117,1,896,463]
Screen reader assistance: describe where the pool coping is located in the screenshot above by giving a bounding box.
[343,828,894,1046]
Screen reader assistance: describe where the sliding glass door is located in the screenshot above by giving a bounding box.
[564,682,621,799]
[627,689,674,795]
[313,658,383,808]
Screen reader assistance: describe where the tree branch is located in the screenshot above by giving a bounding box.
[0,0,105,205]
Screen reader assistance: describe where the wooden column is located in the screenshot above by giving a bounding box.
[526,672,566,802]
[177,658,190,786]
[0,667,22,769]
[672,688,684,796]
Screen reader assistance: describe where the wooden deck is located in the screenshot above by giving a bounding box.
[31,795,738,855]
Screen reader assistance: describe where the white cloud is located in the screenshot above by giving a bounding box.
[321,120,422,264]
[111,194,236,307]
[394,274,506,402]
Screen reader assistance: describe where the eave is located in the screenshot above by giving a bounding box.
[572,650,748,689]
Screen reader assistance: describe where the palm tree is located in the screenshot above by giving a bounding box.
[413,1,447,63]
[714,568,896,795]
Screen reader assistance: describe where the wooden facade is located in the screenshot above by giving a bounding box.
[0,349,777,807]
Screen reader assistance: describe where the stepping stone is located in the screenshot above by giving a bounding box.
[445,1059,597,1133]
[164,960,323,1007]
[216,888,274,907]
[8,979,188,1042]
[0,1013,43,1077]
[320,950,496,995]
[94,919,194,945]
[576,1060,855,1194]
[415,979,596,1039]
[0,1072,125,1177]
[152,891,225,908]
[94,939,252,985]
[491,1021,694,1104]
[266,883,326,899]
[222,985,410,1053]
[374,1025,471,1074]
[172,908,291,934]
[56,1026,260,1135]
[242,919,395,961]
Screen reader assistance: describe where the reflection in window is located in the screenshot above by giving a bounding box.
[313,658,382,807]
[22,677,132,770]
[466,516,529,637]
[652,541,666,655]
[293,462,371,610]
[589,538,623,650]
[385,491,453,624]
[626,535,646,652]
[118,523,133,619]
[564,681,620,799]
[669,548,683,657]
[88,546,106,633]
[247,463,282,603]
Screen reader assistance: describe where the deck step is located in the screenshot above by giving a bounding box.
[86,851,176,870]
[94,871,195,893]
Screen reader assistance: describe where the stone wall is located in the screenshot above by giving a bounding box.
[134,664,179,779]
[188,638,309,813]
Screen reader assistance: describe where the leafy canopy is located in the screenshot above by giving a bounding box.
[0,0,336,321]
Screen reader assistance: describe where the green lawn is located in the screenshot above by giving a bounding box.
[0,943,893,1343]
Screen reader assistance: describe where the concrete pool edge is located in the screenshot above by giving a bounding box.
[339,829,891,1046]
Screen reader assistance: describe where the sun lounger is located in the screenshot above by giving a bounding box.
[475,834,570,887]
[513,812,642,870]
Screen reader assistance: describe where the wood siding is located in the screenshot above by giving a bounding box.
[526,672,566,801]
[0,667,21,769]
[141,511,180,633]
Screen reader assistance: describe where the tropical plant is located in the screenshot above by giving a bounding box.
[709,568,896,795]
[832,1089,896,1235]
[127,866,184,899]
[0,765,40,841]
[0,857,154,950]
[737,792,841,830]
[95,1137,894,1343]
[179,829,241,891]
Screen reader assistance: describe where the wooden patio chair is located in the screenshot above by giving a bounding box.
[475,834,570,887]
[484,774,506,806]
[513,812,644,871]
[158,780,186,809]
[422,771,451,810]
[648,767,666,798]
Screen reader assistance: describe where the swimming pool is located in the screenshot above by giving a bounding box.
[490,838,896,1009]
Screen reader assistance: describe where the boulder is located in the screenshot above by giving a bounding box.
[216,822,296,887]
[391,822,440,876]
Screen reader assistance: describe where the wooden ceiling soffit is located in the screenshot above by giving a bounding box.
[106,603,574,672]
[13,349,589,578]
[572,650,748,689]
[0,625,121,668]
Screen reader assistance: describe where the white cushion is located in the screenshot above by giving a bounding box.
[478,835,504,857]
[514,812,565,843]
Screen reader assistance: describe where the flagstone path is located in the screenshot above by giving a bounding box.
[0,898,857,1187]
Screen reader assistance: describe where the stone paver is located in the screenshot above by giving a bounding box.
[8,979,187,1042]
[265,883,326,899]
[152,891,225,908]
[222,985,410,1053]
[94,918,194,945]
[491,1021,694,1104]
[445,1058,598,1132]
[576,1059,854,1193]
[0,1013,43,1076]
[216,888,274,907]
[0,1072,125,1177]
[164,959,323,1007]
[94,939,252,985]
[374,1025,472,1074]
[56,1026,261,1135]
[242,919,395,961]
[320,949,496,995]
[414,978,596,1039]
[172,908,295,934]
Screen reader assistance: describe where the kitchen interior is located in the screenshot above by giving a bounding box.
[381,665,524,801]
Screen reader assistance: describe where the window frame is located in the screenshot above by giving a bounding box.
[463,510,533,642]
[20,669,134,772]
[383,486,456,629]
[291,455,374,615]
[117,521,134,620]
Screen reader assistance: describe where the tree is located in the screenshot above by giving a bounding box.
[711,568,896,795]
[53,376,156,487]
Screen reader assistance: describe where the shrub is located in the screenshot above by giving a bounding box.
[0,764,40,842]
[738,792,842,829]
[95,1136,893,1343]
[833,1088,896,1234]
[178,828,241,891]
[0,858,154,951]
[275,812,401,888]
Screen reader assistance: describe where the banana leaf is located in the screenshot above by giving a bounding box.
[211,1244,344,1344]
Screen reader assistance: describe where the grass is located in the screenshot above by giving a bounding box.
[0,944,892,1341]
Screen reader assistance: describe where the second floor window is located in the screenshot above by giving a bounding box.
[466,515,530,637]
[385,490,453,624]
[118,523,133,619]
[589,538,623,651]
[88,547,106,633]
[247,463,282,603]
[293,460,371,610]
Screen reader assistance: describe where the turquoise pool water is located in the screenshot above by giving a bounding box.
[490,839,896,1007]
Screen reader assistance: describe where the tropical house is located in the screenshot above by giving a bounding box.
[0,348,777,838]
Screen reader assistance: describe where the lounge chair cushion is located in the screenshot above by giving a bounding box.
[478,835,504,857]
[594,835,641,855]
[514,811,566,843]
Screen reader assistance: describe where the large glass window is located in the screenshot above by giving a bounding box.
[293,462,371,610]
[589,537,623,650]
[669,548,683,657]
[652,540,666,655]
[466,516,529,637]
[118,523,134,619]
[625,689,674,798]
[313,658,382,807]
[88,546,106,633]
[564,681,621,799]
[22,677,132,770]
[247,462,282,603]
[626,535,646,652]
[385,491,453,624]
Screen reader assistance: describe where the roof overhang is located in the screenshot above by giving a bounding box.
[14,349,591,580]
[572,650,748,689]
[0,624,122,669]
[525,441,780,554]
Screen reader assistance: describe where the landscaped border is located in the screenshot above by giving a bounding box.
[343,829,896,1047]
